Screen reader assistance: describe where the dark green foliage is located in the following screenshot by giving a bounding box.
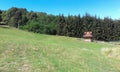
[0,7,120,41]
[57,14,120,41]
[57,14,66,35]
[5,7,28,28]
[0,10,2,21]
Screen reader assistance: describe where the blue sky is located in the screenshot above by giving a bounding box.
[0,0,120,19]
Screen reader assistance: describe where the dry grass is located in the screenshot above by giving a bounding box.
[101,47,120,60]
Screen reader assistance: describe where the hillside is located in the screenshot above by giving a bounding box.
[0,28,120,72]
[1,7,120,41]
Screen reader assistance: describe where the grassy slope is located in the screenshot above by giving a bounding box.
[0,28,120,72]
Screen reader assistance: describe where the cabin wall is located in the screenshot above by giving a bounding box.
[84,38,92,42]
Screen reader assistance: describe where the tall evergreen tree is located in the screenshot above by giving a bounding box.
[0,10,2,21]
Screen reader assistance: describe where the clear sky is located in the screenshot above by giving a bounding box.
[0,0,120,19]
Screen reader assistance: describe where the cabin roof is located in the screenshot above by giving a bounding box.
[83,31,93,38]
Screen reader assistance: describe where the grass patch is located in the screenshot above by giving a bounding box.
[0,28,120,72]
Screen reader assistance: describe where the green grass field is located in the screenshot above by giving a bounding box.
[0,28,120,72]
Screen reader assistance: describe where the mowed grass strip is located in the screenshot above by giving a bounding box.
[0,28,120,72]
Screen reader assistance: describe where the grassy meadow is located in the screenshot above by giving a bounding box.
[0,28,120,72]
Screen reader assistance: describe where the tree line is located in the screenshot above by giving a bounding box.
[0,7,120,41]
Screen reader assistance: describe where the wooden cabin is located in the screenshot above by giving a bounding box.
[83,31,93,42]
[0,22,9,28]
